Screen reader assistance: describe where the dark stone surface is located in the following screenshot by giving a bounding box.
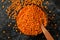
[0,0,60,40]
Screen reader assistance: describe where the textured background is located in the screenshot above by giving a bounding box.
[0,0,60,40]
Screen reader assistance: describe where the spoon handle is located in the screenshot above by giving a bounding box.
[41,24,54,40]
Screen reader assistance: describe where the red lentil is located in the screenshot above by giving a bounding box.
[16,5,48,36]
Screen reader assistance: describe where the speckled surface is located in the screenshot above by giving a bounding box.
[0,0,60,40]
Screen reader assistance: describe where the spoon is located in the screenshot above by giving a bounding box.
[41,24,54,40]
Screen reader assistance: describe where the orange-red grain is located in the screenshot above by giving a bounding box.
[16,5,47,36]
